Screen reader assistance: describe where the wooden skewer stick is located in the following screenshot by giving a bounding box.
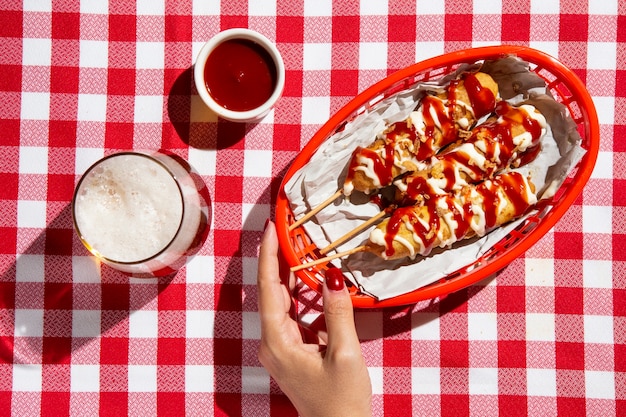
[319,208,392,255]
[288,189,344,231]
[290,245,368,272]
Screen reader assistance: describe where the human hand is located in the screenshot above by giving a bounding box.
[257,220,372,417]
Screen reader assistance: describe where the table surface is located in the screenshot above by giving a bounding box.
[1,1,623,416]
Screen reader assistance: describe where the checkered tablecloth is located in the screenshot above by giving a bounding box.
[0,1,623,416]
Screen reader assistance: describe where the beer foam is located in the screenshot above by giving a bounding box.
[74,154,184,263]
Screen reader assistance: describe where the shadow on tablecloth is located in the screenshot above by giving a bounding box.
[168,65,250,150]
[211,160,300,415]
[0,203,178,365]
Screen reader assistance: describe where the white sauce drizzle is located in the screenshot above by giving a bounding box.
[513,105,547,151]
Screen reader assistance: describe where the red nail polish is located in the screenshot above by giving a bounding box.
[325,267,345,291]
[264,218,270,230]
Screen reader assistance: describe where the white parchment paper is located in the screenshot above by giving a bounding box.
[284,56,587,300]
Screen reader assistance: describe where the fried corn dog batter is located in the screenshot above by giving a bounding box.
[368,171,537,260]
[344,72,499,196]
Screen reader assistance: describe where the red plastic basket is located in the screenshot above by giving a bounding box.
[276,45,599,308]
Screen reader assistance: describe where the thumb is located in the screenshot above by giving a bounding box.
[322,268,360,358]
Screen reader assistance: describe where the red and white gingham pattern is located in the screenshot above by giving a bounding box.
[0,1,623,416]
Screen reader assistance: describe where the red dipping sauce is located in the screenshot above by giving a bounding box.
[204,39,278,112]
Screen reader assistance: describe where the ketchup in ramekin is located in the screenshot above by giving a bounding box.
[204,39,277,112]
[195,29,285,123]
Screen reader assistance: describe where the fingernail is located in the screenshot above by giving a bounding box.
[325,267,345,291]
[264,218,270,230]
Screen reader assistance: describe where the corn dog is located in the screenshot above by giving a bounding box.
[368,171,537,260]
[344,72,499,196]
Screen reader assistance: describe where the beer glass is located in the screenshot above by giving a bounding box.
[72,151,208,277]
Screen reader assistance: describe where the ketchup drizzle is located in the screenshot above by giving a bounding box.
[415,95,457,160]
[345,121,416,189]
[463,72,497,119]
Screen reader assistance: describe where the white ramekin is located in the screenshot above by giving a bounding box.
[194,28,285,123]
